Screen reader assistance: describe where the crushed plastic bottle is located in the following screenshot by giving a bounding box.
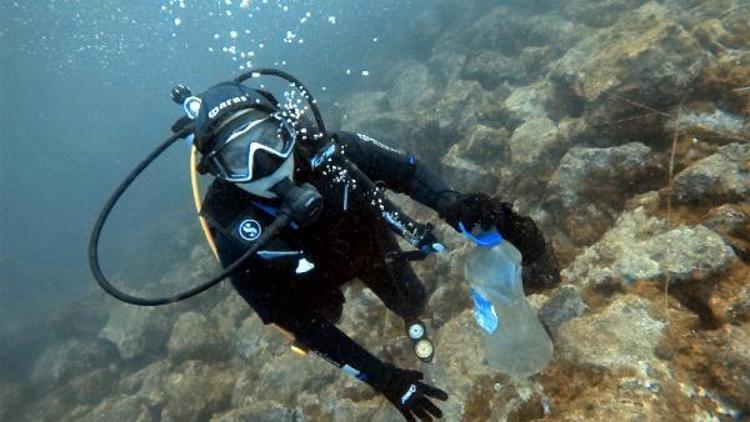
[463,229,553,377]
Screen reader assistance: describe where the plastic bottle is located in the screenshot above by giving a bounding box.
[462,228,553,377]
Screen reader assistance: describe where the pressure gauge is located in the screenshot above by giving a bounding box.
[414,339,434,361]
[408,323,425,340]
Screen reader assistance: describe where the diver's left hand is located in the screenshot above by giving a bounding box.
[439,192,511,234]
[381,366,448,422]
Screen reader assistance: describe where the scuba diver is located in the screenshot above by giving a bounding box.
[90,69,559,422]
[174,78,558,421]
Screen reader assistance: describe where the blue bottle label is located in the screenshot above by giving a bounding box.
[471,288,499,334]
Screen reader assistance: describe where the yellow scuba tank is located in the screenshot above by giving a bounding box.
[190,145,219,260]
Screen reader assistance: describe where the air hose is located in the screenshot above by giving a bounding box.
[87,125,291,306]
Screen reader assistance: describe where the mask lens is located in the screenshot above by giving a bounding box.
[215,114,295,181]
[219,139,252,178]
[252,148,288,179]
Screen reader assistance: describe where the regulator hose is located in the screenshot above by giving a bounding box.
[87,125,290,306]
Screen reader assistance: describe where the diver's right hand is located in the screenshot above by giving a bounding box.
[381,366,448,421]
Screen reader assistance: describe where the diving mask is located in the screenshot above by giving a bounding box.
[206,111,296,183]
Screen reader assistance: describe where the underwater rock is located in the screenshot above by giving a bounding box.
[725,326,750,413]
[114,359,234,422]
[546,142,658,245]
[21,389,72,421]
[551,3,705,130]
[322,397,382,422]
[65,366,118,405]
[509,116,560,169]
[229,369,256,408]
[428,39,467,82]
[117,360,173,410]
[503,81,553,125]
[244,352,338,407]
[77,394,155,422]
[519,46,555,78]
[549,143,653,210]
[705,204,750,237]
[99,304,171,360]
[158,360,235,422]
[563,206,736,287]
[430,78,489,137]
[441,125,508,193]
[338,90,418,158]
[691,7,750,62]
[557,295,665,375]
[209,291,252,344]
[558,0,644,28]
[337,285,391,347]
[706,324,750,414]
[338,91,389,131]
[697,50,750,114]
[387,61,439,111]
[466,6,521,53]
[719,278,750,325]
[234,314,286,365]
[546,374,677,421]
[704,204,750,261]
[424,309,496,421]
[672,143,750,206]
[667,103,750,144]
[460,125,510,166]
[537,285,587,338]
[167,311,227,362]
[518,15,588,56]
[30,338,118,389]
[211,400,303,422]
[462,50,525,90]
[465,5,584,54]
[428,268,473,328]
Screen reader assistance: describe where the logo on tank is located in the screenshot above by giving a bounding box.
[238,219,262,241]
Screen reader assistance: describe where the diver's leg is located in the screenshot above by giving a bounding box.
[308,289,345,325]
[362,230,434,362]
[361,230,426,320]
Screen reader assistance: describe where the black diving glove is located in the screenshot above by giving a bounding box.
[439,192,512,233]
[440,192,561,290]
[380,365,448,422]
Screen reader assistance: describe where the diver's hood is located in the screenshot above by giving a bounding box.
[193,81,280,155]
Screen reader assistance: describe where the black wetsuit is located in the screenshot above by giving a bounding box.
[200,131,452,389]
